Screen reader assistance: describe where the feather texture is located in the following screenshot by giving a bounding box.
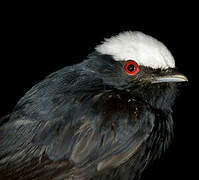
[0,33,180,179]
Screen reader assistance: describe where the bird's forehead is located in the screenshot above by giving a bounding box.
[95,31,175,69]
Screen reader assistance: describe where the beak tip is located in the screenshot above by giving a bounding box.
[183,76,189,82]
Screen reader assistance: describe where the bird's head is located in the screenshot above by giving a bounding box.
[83,31,188,108]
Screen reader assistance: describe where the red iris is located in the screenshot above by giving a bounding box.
[124,60,138,75]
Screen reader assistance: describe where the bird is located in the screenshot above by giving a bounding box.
[0,31,187,180]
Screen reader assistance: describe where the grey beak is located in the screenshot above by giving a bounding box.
[152,74,188,83]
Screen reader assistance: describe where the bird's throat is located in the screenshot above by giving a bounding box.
[129,83,177,110]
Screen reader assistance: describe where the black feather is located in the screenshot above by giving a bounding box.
[0,53,178,179]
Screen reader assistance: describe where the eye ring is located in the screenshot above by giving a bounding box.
[124,60,138,75]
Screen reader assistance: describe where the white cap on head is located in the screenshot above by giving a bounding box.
[95,31,175,69]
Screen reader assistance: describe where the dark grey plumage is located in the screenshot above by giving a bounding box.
[0,32,187,180]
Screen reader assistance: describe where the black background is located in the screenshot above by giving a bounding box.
[0,3,197,180]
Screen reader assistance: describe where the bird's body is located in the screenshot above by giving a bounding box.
[0,32,187,179]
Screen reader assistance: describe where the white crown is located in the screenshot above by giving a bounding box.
[96,31,175,69]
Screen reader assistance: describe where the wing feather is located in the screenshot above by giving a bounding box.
[0,92,155,179]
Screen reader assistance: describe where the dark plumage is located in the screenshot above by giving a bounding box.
[0,32,187,180]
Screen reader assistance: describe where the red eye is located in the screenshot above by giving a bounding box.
[124,60,138,75]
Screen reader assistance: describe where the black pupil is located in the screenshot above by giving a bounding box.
[127,64,135,72]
